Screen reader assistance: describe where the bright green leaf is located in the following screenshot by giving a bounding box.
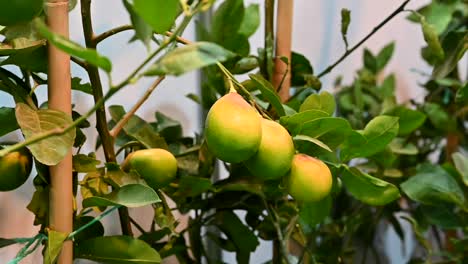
[249,73,286,116]
[384,106,426,135]
[82,184,160,208]
[34,19,112,72]
[420,15,445,62]
[145,42,235,76]
[341,116,399,160]
[341,166,400,206]
[452,152,468,187]
[293,135,332,152]
[133,0,179,34]
[376,42,395,71]
[212,0,244,44]
[75,236,161,264]
[45,230,68,264]
[16,103,76,166]
[123,0,152,47]
[299,91,336,116]
[279,109,329,135]
[238,4,260,37]
[299,117,352,149]
[389,138,418,155]
[401,164,465,208]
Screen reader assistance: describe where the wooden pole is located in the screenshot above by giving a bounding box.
[46,0,73,263]
[273,0,294,102]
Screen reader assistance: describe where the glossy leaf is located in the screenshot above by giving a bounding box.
[401,164,465,208]
[16,103,76,166]
[376,42,395,71]
[290,52,314,87]
[109,105,167,149]
[384,106,426,135]
[133,0,179,34]
[212,0,244,44]
[293,135,332,152]
[299,117,352,149]
[341,116,399,160]
[249,74,286,116]
[341,166,400,206]
[82,184,160,208]
[123,0,152,47]
[34,19,112,72]
[452,152,468,187]
[45,230,68,264]
[238,4,260,37]
[0,107,19,137]
[279,109,329,134]
[299,91,336,116]
[145,42,235,76]
[75,236,161,263]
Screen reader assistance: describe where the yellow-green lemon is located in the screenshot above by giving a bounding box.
[122,148,177,190]
[288,154,332,202]
[205,92,262,163]
[0,147,33,191]
[244,119,294,180]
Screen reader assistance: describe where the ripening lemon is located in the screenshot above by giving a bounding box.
[122,148,177,190]
[0,147,33,192]
[0,0,44,26]
[244,119,295,180]
[287,154,332,202]
[205,92,262,163]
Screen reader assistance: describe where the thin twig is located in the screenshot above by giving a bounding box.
[110,76,165,138]
[94,25,133,44]
[129,216,147,234]
[70,56,87,69]
[317,0,412,78]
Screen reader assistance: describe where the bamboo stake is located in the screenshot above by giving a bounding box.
[273,0,294,102]
[46,0,73,263]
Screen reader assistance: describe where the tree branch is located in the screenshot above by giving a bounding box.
[317,0,412,78]
[94,25,133,44]
[109,76,166,138]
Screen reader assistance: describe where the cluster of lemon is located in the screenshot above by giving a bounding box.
[205,93,333,202]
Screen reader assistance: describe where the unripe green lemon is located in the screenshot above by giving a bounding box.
[0,147,33,191]
[122,148,177,190]
[0,0,44,26]
[205,92,262,163]
[244,119,294,180]
[288,154,332,202]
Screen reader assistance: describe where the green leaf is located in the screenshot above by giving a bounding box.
[420,205,462,229]
[363,48,377,73]
[176,175,212,197]
[109,105,168,149]
[376,42,395,71]
[401,164,466,208]
[290,52,314,87]
[34,19,112,72]
[384,106,426,135]
[433,32,468,80]
[212,0,244,44]
[1,45,48,72]
[249,73,286,116]
[72,154,100,173]
[75,236,161,264]
[16,103,76,166]
[279,109,329,134]
[0,238,17,248]
[389,138,418,155]
[300,196,332,228]
[423,103,455,131]
[341,166,400,206]
[0,107,19,137]
[73,216,105,242]
[82,184,160,208]
[71,77,93,95]
[420,15,445,62]
[341,116,399,160]
[407,1,459,34]
[340,8,351,47]
[452,152,468,187]
[231,56,258,74]
[45,230,68,264]
[455,82,467,103]
[238,4,260,37]
[145,42,235,76]
[214,211,259,258]
[153,111,182,143]
[299,91,336,116]
[133,0,179,34]
[293,135,332,152]
[123,0,152,47]
[299,117,352,149]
